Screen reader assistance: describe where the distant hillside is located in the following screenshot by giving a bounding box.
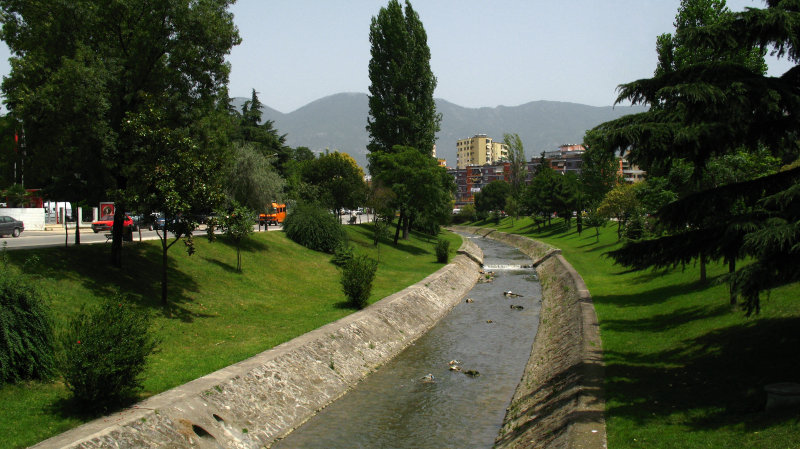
[232,93,646,168]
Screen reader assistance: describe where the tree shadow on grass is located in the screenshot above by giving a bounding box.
[603,316,800,434]
[592,277,718,308]
[13,242,205,322]
[212,234,270,252]
[202,256,238,274]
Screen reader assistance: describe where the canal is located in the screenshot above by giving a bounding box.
[272,234,542,448]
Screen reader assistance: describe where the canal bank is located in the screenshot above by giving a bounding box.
[451,226,606,449]
[272,233,544,448]
[32,238,484,449]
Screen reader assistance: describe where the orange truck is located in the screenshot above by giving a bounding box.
[259,203,287,226]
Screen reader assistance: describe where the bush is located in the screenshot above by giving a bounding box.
[0,264,54,384]
[331,242,355,267]
[341,254,378,309]
[58,298,159,411]
[452,204,477,224]
[435,238,450,263]
[283,202,346,253]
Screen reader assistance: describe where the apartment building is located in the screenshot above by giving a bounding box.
[455,134,508,169]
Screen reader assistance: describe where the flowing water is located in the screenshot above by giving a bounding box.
[272,235,542,449]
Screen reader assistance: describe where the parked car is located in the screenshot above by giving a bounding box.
[0,215,24,237]
[91,214,134,233]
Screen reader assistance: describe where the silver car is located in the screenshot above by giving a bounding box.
[0,215,24,238]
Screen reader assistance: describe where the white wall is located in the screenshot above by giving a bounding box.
[2,208,45,231]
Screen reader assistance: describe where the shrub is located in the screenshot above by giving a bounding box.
[283,202,346,253]
[331,242,355,267]
[0,263,54,384]
[452,204,477,224]
[341,254,378,309]
[435,238,450,263]
[58,298,159,411]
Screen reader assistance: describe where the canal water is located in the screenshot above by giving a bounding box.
[272,235,542,449]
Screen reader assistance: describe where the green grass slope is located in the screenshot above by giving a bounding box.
[472,217,799,449]
[0,226,461,449]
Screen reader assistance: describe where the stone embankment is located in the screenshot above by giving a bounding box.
[451,226,606,449]
[32,239,483,449]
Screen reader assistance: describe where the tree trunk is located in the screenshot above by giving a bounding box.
[402,215,410,240]
[64,220,69,248]
[699,251,707,283]
[161,236,169,306]
[393,209,404,245]
[74,221,81,245]
[729,258,736,306]
[111,205,125,268]
[576,213,583,235]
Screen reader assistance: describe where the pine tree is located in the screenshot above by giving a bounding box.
[587,1,800,314]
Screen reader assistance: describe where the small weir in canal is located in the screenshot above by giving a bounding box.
[273,234,542,449]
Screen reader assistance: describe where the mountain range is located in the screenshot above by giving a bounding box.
[234,93,647,168]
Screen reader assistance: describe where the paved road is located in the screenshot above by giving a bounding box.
[1,213,374,251]
[0,224,283,250]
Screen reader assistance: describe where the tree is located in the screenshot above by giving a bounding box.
[225,142,285,213]
[597,183,639,240]
[523,153,559,227]
[587,0,799,314]
[0,0,241,268]
[370,146,454,244]
[217,202,256,273]
[236,89,291,173]
[124,102,225,307]
[474,180,510,217]
[366,0,446,240]
[503,133,527,198]
[366,0,440,156]
[302,151,366,221]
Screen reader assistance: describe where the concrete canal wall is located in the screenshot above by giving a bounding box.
[32,238,484,449]
[451,226,606,449]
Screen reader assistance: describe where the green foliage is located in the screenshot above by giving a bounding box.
[452,204,477,224]
[225,142,285,212]
[0,263,54,384]
[503,133,527,196]
[588,2,800,313]
[367,0,440,155]
[474,180,510,215]
[369,146,454,243]
[283,202,346,253]
[217,202,256,272]
[331,242,355,267]
[301,151,366,217]
[58,298,158,412]
[0,184,29,208]
[340,255,378,309]
[435,238,450,263]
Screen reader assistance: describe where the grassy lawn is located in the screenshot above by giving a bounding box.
[469,217,799,449]
[0,225,461,449]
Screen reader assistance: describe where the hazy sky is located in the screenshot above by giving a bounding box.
[0,0,794,113]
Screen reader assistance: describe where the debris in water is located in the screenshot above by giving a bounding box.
[510,305,524,310]
[464,369,480,377]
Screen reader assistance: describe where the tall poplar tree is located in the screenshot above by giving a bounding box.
[366,0,440,156]
[586,0,800,314]
[366,0,446,241]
